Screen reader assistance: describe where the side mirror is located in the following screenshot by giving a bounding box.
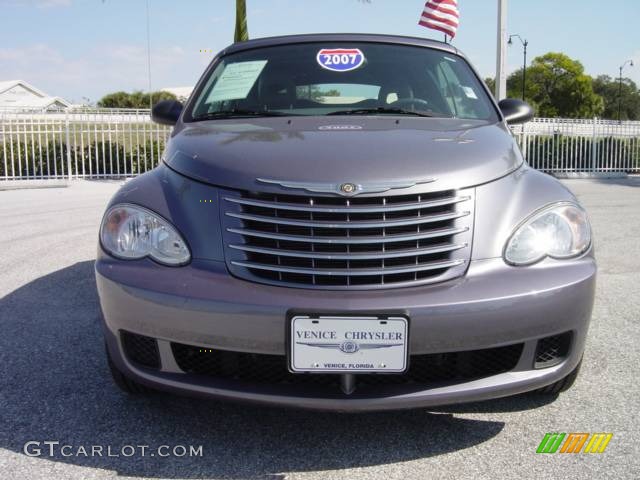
[151,100,183,126]
[498,98,534,125]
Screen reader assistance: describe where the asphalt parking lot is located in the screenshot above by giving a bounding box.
[0,177,639,479]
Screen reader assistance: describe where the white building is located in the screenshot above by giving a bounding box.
[161,86,194,102]
[0,80,71,111]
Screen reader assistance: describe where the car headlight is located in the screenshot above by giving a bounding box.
[504,203,591,266]
[100,204,190,266]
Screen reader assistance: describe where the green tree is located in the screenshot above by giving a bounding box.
[592,75,640,121]
[97,90,177,109]
[506,53,603,118]
[296,86,342,101]
[322,89,341,97]
[484,77,495,97]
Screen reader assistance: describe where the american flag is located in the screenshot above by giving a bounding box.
[418,0,460,39]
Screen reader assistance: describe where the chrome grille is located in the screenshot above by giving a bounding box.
[221,188,474,289]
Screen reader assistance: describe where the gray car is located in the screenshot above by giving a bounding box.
[96,34,595,411]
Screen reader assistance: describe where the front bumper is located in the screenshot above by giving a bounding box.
[96,252,596,411]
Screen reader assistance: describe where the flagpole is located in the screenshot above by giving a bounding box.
[145,0,152,110]
[495,0,508,99]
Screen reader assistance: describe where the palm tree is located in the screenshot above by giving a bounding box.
[234,0,249,42]
[234,0,371,43]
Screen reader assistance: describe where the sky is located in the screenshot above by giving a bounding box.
[1,0,639,104]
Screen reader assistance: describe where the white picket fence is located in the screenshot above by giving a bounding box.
[511,118,640,173]
[0,108,171,180]
[1,108,639,181]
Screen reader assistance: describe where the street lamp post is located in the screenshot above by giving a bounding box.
[618,60,634,122]
[146,0,153,110]
[508,34,528,101]
[495,0,508,100]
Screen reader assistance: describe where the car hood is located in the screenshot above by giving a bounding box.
[164,117,522,194]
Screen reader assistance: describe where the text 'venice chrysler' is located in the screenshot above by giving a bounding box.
[96,34,596,410]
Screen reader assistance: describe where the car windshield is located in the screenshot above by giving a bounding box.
[187,42,497,121]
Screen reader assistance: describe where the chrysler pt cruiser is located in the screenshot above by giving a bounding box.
[96,34,596,411]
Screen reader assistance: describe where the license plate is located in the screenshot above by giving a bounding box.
[290,316,408,373]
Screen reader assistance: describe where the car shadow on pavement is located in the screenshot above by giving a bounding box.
[0,261,553,479]
[593,176,640,187]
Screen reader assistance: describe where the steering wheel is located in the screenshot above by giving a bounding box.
[389,98,431,110]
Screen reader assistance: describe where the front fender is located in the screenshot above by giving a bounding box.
[103,164,225,261]
[472,167,587,260]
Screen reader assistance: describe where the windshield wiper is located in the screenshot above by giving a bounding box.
[192,109,295,121]
[326,107,441,118]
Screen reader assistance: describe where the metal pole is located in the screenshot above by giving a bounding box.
[146,0,153,111]
[618,60,634,122]
[618,66,623,122]
[1,110,8,180]
[591,116,597,173]
[65,107,72,180]
[495,0,508,100]
[522,41,528,101]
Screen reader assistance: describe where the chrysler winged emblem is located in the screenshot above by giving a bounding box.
[296,340,404,354]
[340,183,356,194]
[257,177,436,196]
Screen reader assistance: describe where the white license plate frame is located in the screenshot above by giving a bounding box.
[289,315,409,373]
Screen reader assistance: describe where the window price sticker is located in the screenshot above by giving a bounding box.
[207,60,268,102]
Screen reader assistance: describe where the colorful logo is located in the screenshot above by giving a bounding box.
[316,48,365,72]
[536,433,613,454]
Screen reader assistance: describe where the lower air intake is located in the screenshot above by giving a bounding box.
[121,331,160,369]
[170,342,524,393]
[535,332,572,368]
